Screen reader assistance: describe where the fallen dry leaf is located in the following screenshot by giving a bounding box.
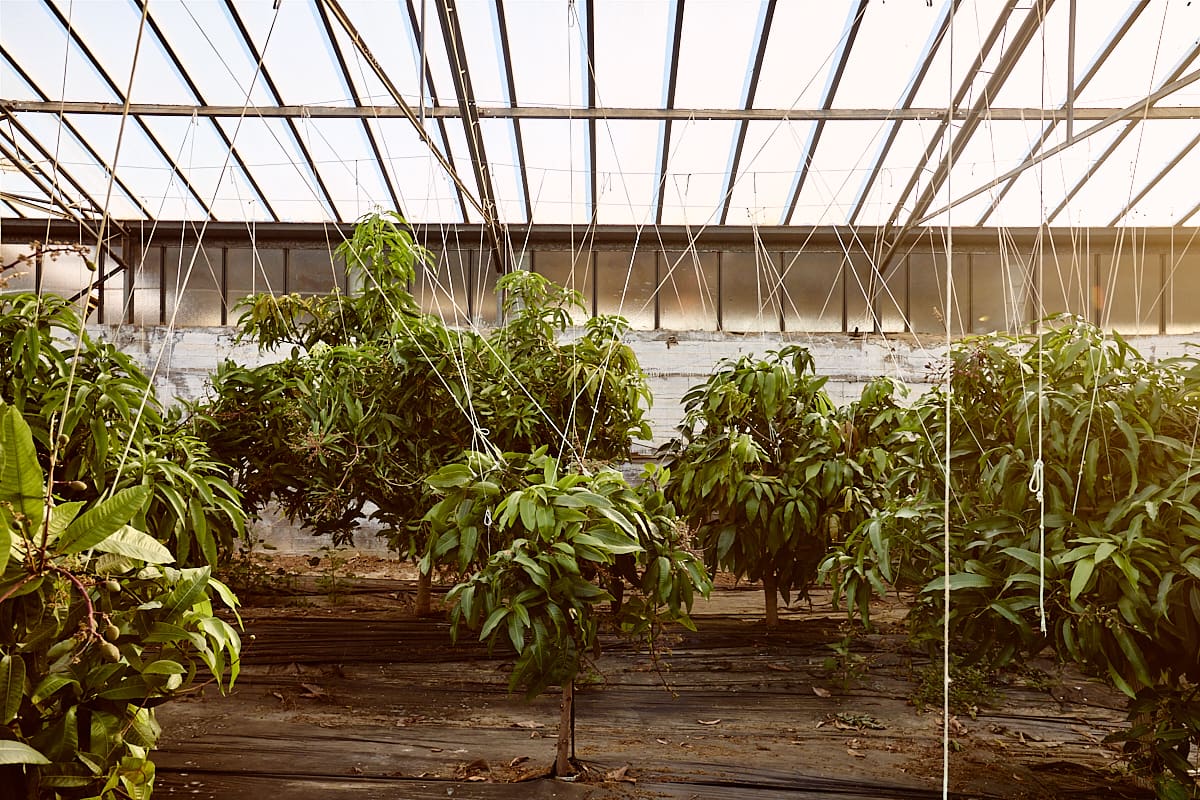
[697,719,722,726]
[812,686,831,698]
[605,764,635,783]
[655,738,669,745]
[847,748,866,758]
[766,663,792,672]
[299,683,327,699]
[509,756,529,767]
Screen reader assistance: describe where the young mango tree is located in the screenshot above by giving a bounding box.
[663,346,847,626]
[426,449,709,775]
[823,319,1200,798]
[1,403,242,799]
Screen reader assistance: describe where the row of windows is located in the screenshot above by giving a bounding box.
[3,239,1199,336]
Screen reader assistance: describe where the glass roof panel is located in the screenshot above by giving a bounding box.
[405,0,460,105]
[368,118,465,224]
[147,1,274,105]
[1126,135,1200,226]
[852,120,942,227]
[911,0,1015,109]
[11,111,143,219]
[477,119,525,223]
[752,2,844,110]
[440,121,483,224]
[592,1,670,108]
[505,1,586,108]
[292,117,395,223]
[1061,120,1200,226]
[1074,2,1200,108]
[660,120,737,225]
[326,2,414,106]
[672,2,762,109]
[3,1,112,102]
[986,121,1128,226]
[44,0,193,105]
[454,3,506,106]
[728,120,814,225]
[232,1,348,106]
[65,112,205,219]
[520,119,588,224]
[790,121,890,226]
[834,2,942,109]
[0,56,40,101]
[594,119,661,225]
[212,116,331,222]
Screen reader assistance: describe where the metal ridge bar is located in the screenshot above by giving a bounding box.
[782,0,870,225]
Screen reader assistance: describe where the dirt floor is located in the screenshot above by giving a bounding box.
[153,551,1155,799]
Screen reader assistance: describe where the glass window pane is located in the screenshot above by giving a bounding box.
[475,250,500,326]
[1,244,37,292]
[907,252,967,337]
[1097,250,1161,335]
[596,250,654,330]
[780,251,843,333]
[534,250,594,322]
[418,249,472,326]
[164,246,222,326]
[226,247,285,314]
[720,251,781,333]
[1166,250,1200,335]
[131,247,162,327]
[593,1,670,107]
[673,2,760,108]
[288,248,343,295]
[847,254,906,333]
[971,253,1031,334]
[1039,246,1089,321]
[658,249,718,331]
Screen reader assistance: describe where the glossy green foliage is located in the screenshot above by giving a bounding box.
[663,346,847,611]
[430,448,709,698]
[0,403,240,798]
[824,318,1200,792]
[201,212,651,558]
[0,294,245,567]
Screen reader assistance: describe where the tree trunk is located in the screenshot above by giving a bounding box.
[415,571,432,617]
[556,680,574,776]
[763,570,778,627]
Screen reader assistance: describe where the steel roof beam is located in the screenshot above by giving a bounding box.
[1047,39,1200,224]
[222,0,341,222]
[137,1,279,222]
[848,0,962,226]
[585,0,598,224]
[654,0,686,226]
[436,0,509,273]
[10,99,1200,123]
[977,1,1145,225]
[0,48,153,220]
[1,108,110,221]
[718,0,775,226]
[495,0,532,222]
[312,0,402,218]
[782,0,869,225]
[39,0,213,219]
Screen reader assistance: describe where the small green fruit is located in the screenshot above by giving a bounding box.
[56,433,69,447]
[104,623,121,642]
[104,579,121,593]
[99,642,121,663]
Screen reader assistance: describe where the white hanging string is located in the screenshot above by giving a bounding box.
[941,6,955,799]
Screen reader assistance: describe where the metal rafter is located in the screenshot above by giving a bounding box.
[847,0,963,226]
[1048,39,1200,224]
[585,0,598,224]
[311,1,402,218]
[782,0,869,225]
[137,0,280,222]
[977,1,1146,225]
[654,0,686,226]
[718,0,775,226]
[494,0,532,222]
[221,0,341,222]
[402,0,470,221]
[435,0,508,273]
[39,0,214,219]
[0,46,153,219]
[0,195,27,218]
[10,100,1200,123]
[0,107,109,220]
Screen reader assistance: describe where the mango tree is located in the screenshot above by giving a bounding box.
[1,403,241,798]
[427,449,709,775]
[663,346,846,625]
[823,319,1200,798]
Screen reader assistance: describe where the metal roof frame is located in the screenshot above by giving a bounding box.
[653,0,685,226]
[718,0,775,226]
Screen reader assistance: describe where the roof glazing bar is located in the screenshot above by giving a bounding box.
[977,1,1145,225]
[1108,133,1200,226]
[0,108,109,220]
[654,0,685,226]
[494,0,532,222]
[782,0,869,225]
[222,0,340,221]
[39,0,213,219]
[718,0,774,226]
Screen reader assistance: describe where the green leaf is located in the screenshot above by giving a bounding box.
[1069,557,1095,602]
[480,607,509,640]
[0,406,45,537]
[0,654,25,724]
[922,572,993,593]
[58,486,152,554]
[0,740,50,765]
[91,525,175,564]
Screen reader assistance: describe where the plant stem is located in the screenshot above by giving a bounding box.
[0,573,37,606]
[49,566,98,635]
[416,571,432,616]
[763,570,778,627]
[556,679,574,776]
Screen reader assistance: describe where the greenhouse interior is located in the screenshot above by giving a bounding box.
[3,1,1200,798]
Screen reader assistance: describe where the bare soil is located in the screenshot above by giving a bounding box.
[154,554,1152,799]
